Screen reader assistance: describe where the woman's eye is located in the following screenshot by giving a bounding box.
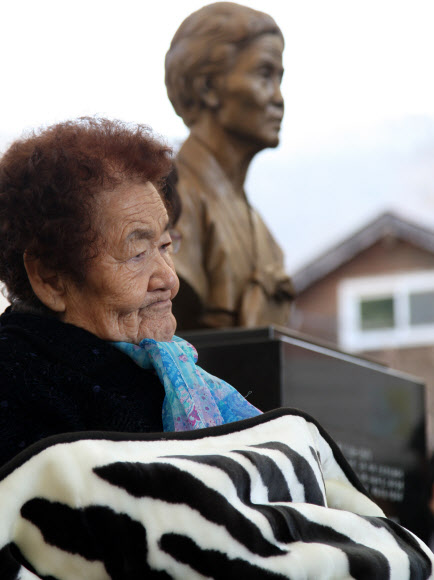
[132,251,146,260]
[161,241,173,253]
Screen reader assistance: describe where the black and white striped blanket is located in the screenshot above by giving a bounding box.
[0,408,432,579]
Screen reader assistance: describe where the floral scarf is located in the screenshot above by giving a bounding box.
[113,336,261,432]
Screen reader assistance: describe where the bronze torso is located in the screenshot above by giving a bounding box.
[173,135,293,330]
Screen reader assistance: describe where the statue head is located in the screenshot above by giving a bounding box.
[165,2,284,149]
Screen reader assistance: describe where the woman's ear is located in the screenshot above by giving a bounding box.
[23,252,66,313]
[194,75,220,109]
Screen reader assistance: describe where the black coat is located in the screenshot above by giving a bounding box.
[0,308,164,466]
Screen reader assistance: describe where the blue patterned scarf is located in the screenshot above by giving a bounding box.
[113,336,261,432]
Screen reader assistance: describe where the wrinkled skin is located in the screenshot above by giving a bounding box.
[213,33,284,150]
[61,181,179,343]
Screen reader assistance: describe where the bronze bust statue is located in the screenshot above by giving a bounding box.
[165,1,294,330]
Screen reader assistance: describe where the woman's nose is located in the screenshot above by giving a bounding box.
[149,253,179,292]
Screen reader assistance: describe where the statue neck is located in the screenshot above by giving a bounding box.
[190,118,260,194]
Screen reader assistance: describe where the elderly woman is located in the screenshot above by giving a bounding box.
[0,117,260,467]
[0,119,433,579]
[165,1,294,330]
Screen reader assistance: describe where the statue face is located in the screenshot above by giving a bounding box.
[214,33,284,149]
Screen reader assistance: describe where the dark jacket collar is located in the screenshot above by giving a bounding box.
[0,308,135,378]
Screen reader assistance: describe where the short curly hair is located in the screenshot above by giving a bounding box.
[165,2,283,127]
[0,117,173,309]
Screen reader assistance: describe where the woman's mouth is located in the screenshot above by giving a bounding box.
[147,298,172,310]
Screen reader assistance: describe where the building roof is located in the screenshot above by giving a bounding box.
[292,212,434,293]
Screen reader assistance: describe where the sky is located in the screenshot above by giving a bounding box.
[2,0,434,272]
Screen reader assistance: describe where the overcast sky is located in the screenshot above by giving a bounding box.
[2,0,434,271]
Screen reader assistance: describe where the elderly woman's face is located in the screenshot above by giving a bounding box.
[62,181,179,343]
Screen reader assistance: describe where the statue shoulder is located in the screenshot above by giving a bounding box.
[175,136,223,204]
[175,160,203,200]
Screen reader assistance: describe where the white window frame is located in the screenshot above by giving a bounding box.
[338,270,434,352]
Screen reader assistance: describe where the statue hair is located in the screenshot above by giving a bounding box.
[165,2,283,127]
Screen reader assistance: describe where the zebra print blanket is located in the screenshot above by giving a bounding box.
[0,408,432,579]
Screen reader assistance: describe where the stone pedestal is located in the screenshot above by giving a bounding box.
[181,326,429,541]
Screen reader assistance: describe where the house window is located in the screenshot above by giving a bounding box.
[338,271,434,351]
[359,297,395,330]
[409,291,434,325]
